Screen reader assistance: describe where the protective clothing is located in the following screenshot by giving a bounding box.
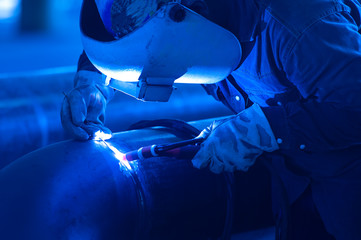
[201,0,361,239]
[192,104,279,173]
[61,70,114,140]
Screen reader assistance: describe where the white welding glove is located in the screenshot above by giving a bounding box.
[61,70,114,140]
[192,104,279,174]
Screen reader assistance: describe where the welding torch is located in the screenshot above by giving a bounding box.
[122,137,205,161]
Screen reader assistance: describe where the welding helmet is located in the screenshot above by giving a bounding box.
[81,0,242,101]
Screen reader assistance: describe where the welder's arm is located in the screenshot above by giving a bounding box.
[61,51,115,140]
[261,11,361,153]
[192,104,279,174]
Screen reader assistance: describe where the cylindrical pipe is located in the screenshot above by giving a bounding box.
[0,119,273,240]
[0,68,232,167]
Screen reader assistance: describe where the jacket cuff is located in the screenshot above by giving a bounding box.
[74,70,105,87]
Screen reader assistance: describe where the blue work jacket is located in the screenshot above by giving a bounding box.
[202,0,361,238]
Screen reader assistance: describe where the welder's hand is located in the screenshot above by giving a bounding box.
[192,104,279,174]
[61,71,115,140]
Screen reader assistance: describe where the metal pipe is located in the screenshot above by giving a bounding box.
[0,67,232,167]
[0,119,273,240]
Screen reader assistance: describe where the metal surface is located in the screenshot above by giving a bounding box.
[0,119,273,240]
[0,67,232,167]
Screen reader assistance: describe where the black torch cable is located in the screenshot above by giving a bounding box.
[155,138,204,153]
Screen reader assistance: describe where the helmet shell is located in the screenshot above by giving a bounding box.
[81,2,242,85]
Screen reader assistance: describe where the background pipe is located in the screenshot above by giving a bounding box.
[0,67,232,168]
[0,119,274,240]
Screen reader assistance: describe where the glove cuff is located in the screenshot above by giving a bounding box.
[74,70,106,87]
[74,70,115,102]
[236,104,279,152]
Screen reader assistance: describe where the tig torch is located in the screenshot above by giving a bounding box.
[122,137,205,161]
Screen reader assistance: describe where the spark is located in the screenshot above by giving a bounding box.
[106,143,132,170]
[93,131,132,170]
[93,130,112,141]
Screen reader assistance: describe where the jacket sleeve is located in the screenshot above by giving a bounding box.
[262,10,361,153]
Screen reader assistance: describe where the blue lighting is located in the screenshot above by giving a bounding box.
[93,130,112,141]
[0,0,20,20]
[105,142,133,171]
[93,134,132,171]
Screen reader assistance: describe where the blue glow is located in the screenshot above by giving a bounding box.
[106,143,132,170]
[93,136,132,170]
[107,69,142,83]
[0,0,19,19]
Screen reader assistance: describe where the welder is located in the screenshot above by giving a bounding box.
[61,0,361,239]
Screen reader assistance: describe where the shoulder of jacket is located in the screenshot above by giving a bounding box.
[263,0,347,36]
